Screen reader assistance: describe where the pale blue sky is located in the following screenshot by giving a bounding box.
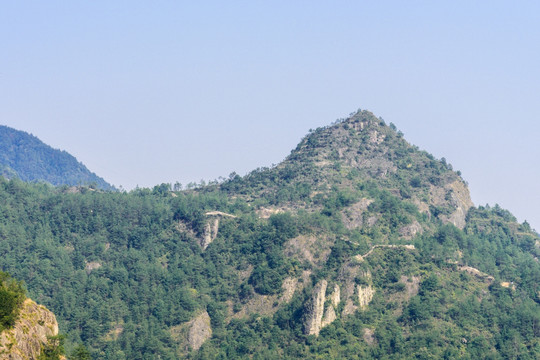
[1,1,539,230]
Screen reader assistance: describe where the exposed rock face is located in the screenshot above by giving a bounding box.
[369,130,386,145]
[428,180,473,230]
[357,285,375,308]
[255,207,285,219]
[281,277,299,304]
[339,266,373,317]
[304,282,343,336]
[403,276,420,300]
[85,261,102,274]
[304,280,327,336]
[321,284,341,329]
[444,180,474,229]
[233,271,311,320]
[200,212,237,250]
[170,311,213,355]
[284,235,333,267]
[341,198,373,230]
[363,328,376,345]
[201,218,220,250]
[399,220,423,239]
[187,311,212,351]
[329,284,340,308]
[321,305,336,328]
[0,299,59,360]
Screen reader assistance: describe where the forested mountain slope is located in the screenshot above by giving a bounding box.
[0,125,113,190]
[0,111,538,359]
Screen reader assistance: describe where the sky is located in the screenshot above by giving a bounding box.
[1,1,539,230]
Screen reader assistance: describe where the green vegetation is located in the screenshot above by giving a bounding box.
[0,125,113,190]
[0,271,26,331]
[0,111,538,359]
[70,344,92,360]
[38,335,66,360]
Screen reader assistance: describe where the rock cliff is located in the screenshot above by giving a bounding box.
[357,285,375,308]
[201,218,220,250]
[200,212,237,250]
[170,311,213,355]
[444,180,474,229]
[304,280,327,336]
[187,312,212,351]
[304,281,346,336]
[0,299,60,360]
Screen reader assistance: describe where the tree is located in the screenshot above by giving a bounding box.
[70,344,91,360]
[38,335,65,360]
[0,272,26,331]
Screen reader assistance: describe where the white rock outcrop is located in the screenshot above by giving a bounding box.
[200,212,237,250]
[304,282,343,335]
[201,218,220,250]
[304,280,327,336]
[321,305,337,328]
[357,285,375,309]
[330,284,341,308]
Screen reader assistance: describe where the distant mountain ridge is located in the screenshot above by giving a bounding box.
[0,125,113,190]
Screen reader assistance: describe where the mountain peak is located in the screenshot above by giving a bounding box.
[225,109,472,230]
[288,109,391,166]
[0,125,113,190]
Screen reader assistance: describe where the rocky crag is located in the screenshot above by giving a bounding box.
[0,299,60,360]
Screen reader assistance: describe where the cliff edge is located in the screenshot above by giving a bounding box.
[0,299,60,360]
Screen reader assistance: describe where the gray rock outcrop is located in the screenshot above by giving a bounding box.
[357,285,375,309]
[201,218,220,250]
[200,212,237,250]
[187,311,212,351]
[329,284,340,308]
[304,282,343,335]
[304,280,327,336]
[0,299,60,360]
[321,305,337,328]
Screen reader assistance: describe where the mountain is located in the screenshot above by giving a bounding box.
[224,111,472,229]
[0,125,113,190]
[0,110,537,359]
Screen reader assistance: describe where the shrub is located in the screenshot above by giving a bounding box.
[0,272,26,331]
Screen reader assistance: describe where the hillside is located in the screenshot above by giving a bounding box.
[0,110,538,359]
[0,125,113,190]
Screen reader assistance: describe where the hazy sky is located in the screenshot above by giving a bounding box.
[1,1,539,230]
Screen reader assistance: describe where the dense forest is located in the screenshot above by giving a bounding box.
[0,125,113,190]
[0,111,538,359]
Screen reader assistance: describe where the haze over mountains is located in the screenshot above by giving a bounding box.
[0,125,113,191]
[0,110,538,359]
